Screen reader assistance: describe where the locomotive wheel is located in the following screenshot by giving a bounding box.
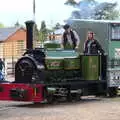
[74,94,82,101]
[66,89,72,102]
[43,88,54,104]
[108,87,117,97]
[46,94,54,104]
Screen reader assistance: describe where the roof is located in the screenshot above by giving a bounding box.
[67,19,120,24]
[0,27,25,41]
[44,40,61,44]
[54,28,64,35]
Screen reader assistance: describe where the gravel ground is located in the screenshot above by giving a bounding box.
[2,76,120,120]
[0,96,120,120]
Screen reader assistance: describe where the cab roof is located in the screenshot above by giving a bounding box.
[67,19,120,24]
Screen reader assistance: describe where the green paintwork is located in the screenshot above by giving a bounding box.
[45,58,63,70]
[82,55,99,80]
[46,50,79,57]
[109,41,120,59]
[44,43,60,50]
[64,58,80,70]
[44,40,61,50]
[45,50,80,70]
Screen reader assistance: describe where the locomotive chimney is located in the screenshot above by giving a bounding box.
[25,20,35,50]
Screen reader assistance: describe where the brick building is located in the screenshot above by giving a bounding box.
[48,28,64,41]
[0,26,26,75]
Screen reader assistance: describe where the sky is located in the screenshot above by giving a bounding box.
[0,0,119,28]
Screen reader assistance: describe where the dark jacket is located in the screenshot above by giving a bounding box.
[63,30,77,49]
[84,39,104,54]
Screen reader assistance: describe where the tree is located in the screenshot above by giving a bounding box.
[39,21,47,42]
[71,11,81,19]
[14,21,20,27]
[94,2,119,20]
[33,23,39,42]
[0,23,4,28]
[53,23,61,30]
[65,0,119,20]
[65,0,77,6]
[40,21,47,32]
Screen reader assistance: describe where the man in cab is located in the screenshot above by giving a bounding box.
[61,24,80,50]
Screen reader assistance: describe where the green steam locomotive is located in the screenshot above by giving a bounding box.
[0,20,118,103]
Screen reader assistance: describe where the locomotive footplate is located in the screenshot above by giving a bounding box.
[0,83,45,102]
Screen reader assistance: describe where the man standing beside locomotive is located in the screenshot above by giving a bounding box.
[84,31,104,54]
[61,24,80,50]
[0,59,5,81]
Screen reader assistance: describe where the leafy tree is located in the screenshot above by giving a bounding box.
[39,21,47,42]
[0,23,4,28]
[40,21,47,32]
[65,0,77,6]
[53,23,61,30]
[14,21,20,27]
[94,2,119,20]
[65,0,119,20]
[71,11,81,19]
[33,23,39,42]
[65,0,97,19]
[38,21,59,42]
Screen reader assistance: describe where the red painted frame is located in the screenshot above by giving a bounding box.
[0,83,45,103]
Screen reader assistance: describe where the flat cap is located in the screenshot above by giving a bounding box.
[63,24,70,30]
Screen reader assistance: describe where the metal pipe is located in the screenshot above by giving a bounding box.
[25,20,35,50]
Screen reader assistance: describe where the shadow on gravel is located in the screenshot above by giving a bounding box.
[12,97,102,108]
